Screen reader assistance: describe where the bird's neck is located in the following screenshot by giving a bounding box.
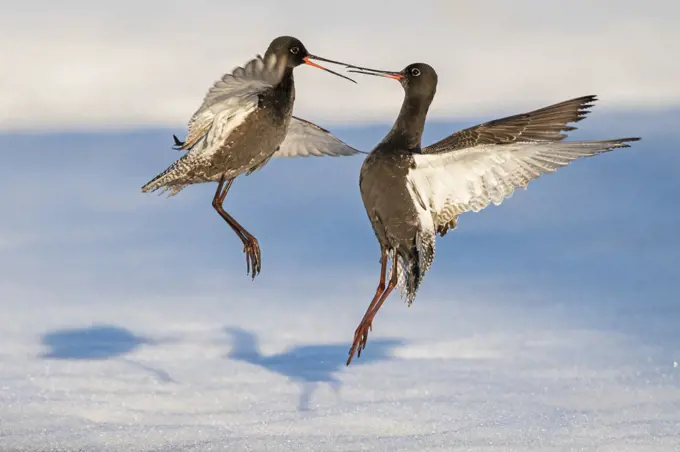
[277,68,295,91]
[384,93,432,150]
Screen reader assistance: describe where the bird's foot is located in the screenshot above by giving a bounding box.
[346,319,373,366]
[242,237,261,280]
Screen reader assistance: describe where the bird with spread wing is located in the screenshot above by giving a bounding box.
[343,62,640,365]
[142,36,365,279]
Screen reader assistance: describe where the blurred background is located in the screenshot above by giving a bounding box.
[1,1,679,450]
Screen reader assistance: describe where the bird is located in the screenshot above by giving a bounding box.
[343,62,641,365]
[141,36,364,280]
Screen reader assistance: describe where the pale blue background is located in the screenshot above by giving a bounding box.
[2,109,678,354]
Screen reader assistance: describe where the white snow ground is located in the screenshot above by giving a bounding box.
[1,276,679,451]
[1,129,679,450]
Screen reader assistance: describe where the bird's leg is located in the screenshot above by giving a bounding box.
[213,177,243,245]
[347,248,393,365]
[212,175,261,279]
[358,258,399,350]
[359,248,389,322]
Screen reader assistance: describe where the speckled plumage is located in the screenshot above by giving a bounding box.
[141,36,362,280]
[143,73,295,196]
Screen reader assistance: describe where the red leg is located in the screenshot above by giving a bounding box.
[347,248,397,366]
[212,175,261,279]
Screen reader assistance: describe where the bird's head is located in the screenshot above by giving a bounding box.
[264,36,356,83]
[347,62,438,100]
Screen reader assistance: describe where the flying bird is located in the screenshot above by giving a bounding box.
[344,62,641,365]
[142,36,363,279]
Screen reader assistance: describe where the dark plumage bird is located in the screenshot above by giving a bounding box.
[142,36,363,279]
[344,62,641,365]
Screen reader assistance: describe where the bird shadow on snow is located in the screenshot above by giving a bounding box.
[39,324,175,383]
[223,326,404,411]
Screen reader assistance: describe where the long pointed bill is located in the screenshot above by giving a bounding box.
[344,65,405,80]
[304,55,357,83]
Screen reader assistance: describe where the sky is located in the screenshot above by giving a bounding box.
[1,1,680,450]
[2,0,679,131]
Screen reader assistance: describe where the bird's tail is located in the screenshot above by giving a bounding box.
[141,153,196,196]
[393,255,422,307]
[391,233,435,306]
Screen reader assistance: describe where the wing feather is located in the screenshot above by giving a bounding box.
[411,138,640,236]
[175,54,285,152]
[413,95,641,235]
[273,116,365,158]
[424,95,598,154]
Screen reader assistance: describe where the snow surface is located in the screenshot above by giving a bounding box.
[1,128,679,450]
[2,280,679,451]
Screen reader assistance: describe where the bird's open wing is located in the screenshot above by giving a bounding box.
[424,95,597,153]
[410,96,639,236]
[273,116,365,158]
[176,54,285,152]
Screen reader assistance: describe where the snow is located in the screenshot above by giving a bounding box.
[2,280,679,451]
[1,128,679,450]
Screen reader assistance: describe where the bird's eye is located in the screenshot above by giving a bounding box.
[411,68,421,77]
[290,47,300,55]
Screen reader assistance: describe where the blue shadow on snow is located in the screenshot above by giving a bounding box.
[41,324,148,360]
[40,324,174,383]
[224,326,404,411]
